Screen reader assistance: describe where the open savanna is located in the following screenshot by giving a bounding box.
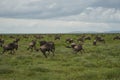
[0,33,120,80]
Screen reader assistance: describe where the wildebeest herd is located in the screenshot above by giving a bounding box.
[0,34,120,58]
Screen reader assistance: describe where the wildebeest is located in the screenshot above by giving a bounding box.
[39,41,55,58]
[113,36,120,40]
[95,36,105,44]
[77,35,86,42]
[54,35,61,40]
[65,38,74,43]
[77,37,84,42]
[13,38,20,43]
[0,38,4,47]
[72,43,84,54]
[34,35,44,39]
[85,36,91,40]
[1,41,18,54]
[27,40,36,51]
[39,40,47,46]
[9,35,15,38]
[23,35,29,38]
[66,42,84,54]
[93,40,97,46]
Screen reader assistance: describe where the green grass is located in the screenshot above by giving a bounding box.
[0,33,120,80]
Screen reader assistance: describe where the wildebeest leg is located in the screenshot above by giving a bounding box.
[80,50,83,54]
[15,46,18,50]
[31,47,33,52]
[10,50,13,54]
[12,49,15,54]
[40,49,47,58]
[34,46,36,51]
[47,50,50,55]
[49,50,54,56]
[29,46,33,52]
[27,46,32,51]
[43,52,47,58]
[79,49,85,54]
[9,49,15,55]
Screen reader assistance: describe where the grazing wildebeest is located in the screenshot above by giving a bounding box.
[27,40,36,51]
[34,35,44,39]
[23,35,29,38]
[85,36,91,40]
[77,37,84,42]
[9,35,15,38]
[39,41,55,58]
[95,36,105,44]
[65,38,74,43]
[113,36,120,40]
[54,35,61,40]
[1,41,18,54]
[13,38,20,43]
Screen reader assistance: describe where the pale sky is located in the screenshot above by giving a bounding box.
[0,0,120,33]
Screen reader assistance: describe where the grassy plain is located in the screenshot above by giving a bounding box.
[0,34,120,80]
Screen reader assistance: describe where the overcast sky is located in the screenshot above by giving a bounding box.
[0,0,120,33]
